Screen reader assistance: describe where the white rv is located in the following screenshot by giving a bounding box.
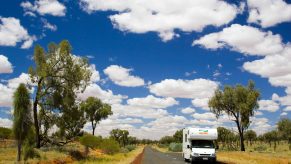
[182,128,218,163]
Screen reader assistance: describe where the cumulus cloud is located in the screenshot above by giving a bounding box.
[0,55,13,74]
[258,100,280,112]
[80,0,241,41]
[247,0,291,27]
[104,65,144,87]
[0,73,33,107]
[127,95,178,109]
[0,118,12,128]
[193,24,284,56]
[78,83,127,105]
[191,98,210,110]
[0,17,35,49]
[21,0,66,17]
[149,78,218,99]
[192,112,216,120]
[42,19,57,31]
[181,107,195,114]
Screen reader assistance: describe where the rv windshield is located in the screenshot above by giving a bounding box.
[191,140,215,148]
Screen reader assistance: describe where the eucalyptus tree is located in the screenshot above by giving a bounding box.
[244,130,257,146]
[209,81,260,151]
[29,40,91,148]
[13,84,32,161]
[80,97,112,136]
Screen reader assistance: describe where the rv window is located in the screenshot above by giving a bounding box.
[185,134,187,141]
[191,140,214,148]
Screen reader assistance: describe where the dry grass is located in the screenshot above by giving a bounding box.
[0,143,144,164]
[217,151,291,164]
[151,145,168,153]
[79,145,145,164]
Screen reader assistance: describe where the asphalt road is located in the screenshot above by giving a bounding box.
[141,146,186,164]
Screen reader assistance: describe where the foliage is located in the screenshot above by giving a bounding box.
[69,150,85,160]
[29,40,92,148]
[98,138,120,154]
[168,142,182,152]
[23,128,40,161]
[159,136,175,145]
[0,127,12,139]
[110,129,129,147]
[79,135,102,148]
[217,127,238,150]
[173,129,183,143]
[254,145,267,152]
[13,84,32,161]
[277,118,291,143]
[81,97,112,135]
[244,130,257,145]
[125,145,137,152]
[209,80,260,151]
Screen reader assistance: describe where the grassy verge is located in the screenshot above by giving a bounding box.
[78,145,144,164]
[217,151,291,164]
[151,144,168,153]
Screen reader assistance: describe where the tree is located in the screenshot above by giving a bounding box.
[217,127,237,150]
[12,84,32,161]
[110,129,129,147]
[209,80,260,151]
[264,130,278,150]
[173,129,183,143]
[159,136,175,145]
[29,40,91,148]
[79,135,101,156]
[81,97,112,136]
[244,130,257,146]
[0,127,12,140]
[277,118,291,144]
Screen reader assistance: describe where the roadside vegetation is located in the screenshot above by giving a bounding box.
[0,40,144,163]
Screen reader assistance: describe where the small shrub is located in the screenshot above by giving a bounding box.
[120,147,129,153]
[98,139,120,155]
[69,150,85,160]
[168,143,182,152]
[125,145,136,152]
[254,145,267,152]
[23,144,40,161]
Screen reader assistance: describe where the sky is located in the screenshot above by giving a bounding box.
[0,0,291,140]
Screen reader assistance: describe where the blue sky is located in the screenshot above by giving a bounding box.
[0,0,291,139]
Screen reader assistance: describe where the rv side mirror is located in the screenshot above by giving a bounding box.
[187,145,190,149]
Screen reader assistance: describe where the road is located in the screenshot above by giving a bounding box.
[141,146,185,164]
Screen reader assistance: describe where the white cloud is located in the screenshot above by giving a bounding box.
[149,78,218,99]
[280,112,287,116]
[258,100,280,112]
[21,0,66,17]
[88,64,100,83]
[0,118,12,128]
[112,104,169,119]
[193,24,284,56]
[42,19,57,31]
[283,106,291,112]
[247,0,291,27]
[181,107,195,114]
[192,112,216,120]
[127,95,178,109]
[191,98,210,110]
[0,17,35,49]
[0,55,13,74]
[80,0,240,41]
[7,73,33,89]
[250,117,273,134]
[104,65,144,87]
[0,83,14,107]
[78,83,127,105]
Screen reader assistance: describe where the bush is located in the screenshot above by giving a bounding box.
[69,150,85,161]
[79,135,102,148]
[254,145,267,152]
[98,139,120,154]
[125,145,136,152]
[120,147,129,153]
[23,144,40,161]
[168,143,182,152]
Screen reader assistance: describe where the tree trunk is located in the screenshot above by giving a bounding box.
[17,141,21,161]
[92,122,95,136]
[235,120,245,151]
[33,78,43,148]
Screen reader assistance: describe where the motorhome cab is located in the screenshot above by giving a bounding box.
[183,128,218,163]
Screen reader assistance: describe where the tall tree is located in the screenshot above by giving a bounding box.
[29,40,91,148]
[81,97,112,135]
[110,129,129,147]
[209,80,260,151]
[244,130,257,146]
[173,129,183,143]
[13,84,32,161]
[277,118,291,144]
